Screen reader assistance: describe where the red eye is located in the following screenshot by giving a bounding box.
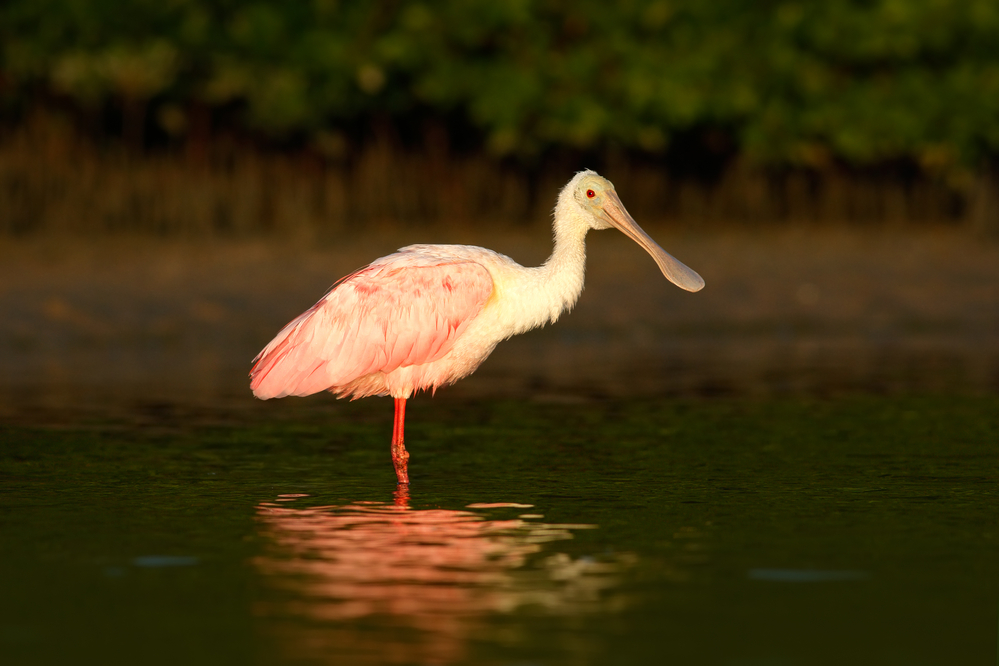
[586,189,596,198]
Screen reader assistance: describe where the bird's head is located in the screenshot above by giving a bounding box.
[560,170,705,292]
[569,172,619,231]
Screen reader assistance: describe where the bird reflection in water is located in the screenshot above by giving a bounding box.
[253,489,634,665]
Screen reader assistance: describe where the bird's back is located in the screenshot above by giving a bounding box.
[250,246,496,400]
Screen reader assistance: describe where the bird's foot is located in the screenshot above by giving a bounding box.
[392,446,410,485]
[393,485,410,507]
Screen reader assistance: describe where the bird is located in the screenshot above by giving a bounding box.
[250,170,704,485]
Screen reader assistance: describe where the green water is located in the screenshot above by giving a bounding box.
[2,396,998,665]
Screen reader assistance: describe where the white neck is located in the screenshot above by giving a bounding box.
[493,184,594,336]
[539,208,588,310]
[504,194,588,333]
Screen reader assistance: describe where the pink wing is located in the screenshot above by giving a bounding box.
[249,256,494,399]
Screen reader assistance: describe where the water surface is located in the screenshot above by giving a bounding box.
[2,396,997,665]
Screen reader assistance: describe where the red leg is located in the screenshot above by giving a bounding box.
[391,397,410,485]
[393,484,410,508]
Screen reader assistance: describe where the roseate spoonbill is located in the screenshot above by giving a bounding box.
[250,170,704,485]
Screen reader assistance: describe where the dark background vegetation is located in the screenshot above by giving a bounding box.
[2,0,999,234]
[1,1,997,410]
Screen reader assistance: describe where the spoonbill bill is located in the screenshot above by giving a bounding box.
[250,170,704,485]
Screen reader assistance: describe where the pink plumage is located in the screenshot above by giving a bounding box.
[250,248,494,401]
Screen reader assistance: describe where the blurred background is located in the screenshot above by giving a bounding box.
[1,0,998,417]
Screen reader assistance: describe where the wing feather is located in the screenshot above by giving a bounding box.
[250,256,493,399]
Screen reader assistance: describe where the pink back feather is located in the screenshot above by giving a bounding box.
[250,254,493,399]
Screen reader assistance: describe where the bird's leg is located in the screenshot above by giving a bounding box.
[393,484,410,508]
[391,397,410,485]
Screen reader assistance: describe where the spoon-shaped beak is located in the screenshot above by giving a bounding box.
[601,191,705,292]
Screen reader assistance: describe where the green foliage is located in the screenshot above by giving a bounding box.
[2,0,998,167]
